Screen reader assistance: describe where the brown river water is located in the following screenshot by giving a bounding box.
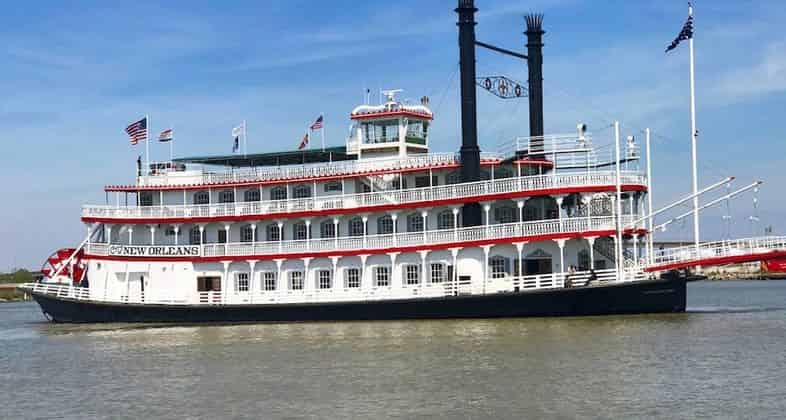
[1,280,785,419]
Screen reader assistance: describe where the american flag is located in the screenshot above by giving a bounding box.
[309,115,323,130]
[665,15,693,53]
[125,117,148,145]
[158,128,173,142]
[298,132,309,150]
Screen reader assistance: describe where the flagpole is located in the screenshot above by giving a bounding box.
[321,112,325,151]
[170,125,174,163]
[243,120,248,157]
[688,3,700,264]
[145,114,150,176]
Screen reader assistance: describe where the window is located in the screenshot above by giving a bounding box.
[270,186,287,200]
[266,224,281,241]
[218,229,227,244]
[404,265,420,285]
[318,270,332,289]
[446,172,461,185]
[348,217,364,236]
[346,268,360,288]
[415,176,430,188]
[235,272,249,292]
[375,266,390,287]
[193,191,209,205]
[165,227,177,237]
[289,271,304,290]
[407,213,424,232]
[430,263,444,283]
[293,185,311,199]
[320,220,336,238]
[139,192,153,207]
[362,120,399,144]
[437,210,455,230]
[377,215,394,235]
[495,206,517,223]
[490,256,510,278]
[244,189,260,202]
[293,222,309,240]
[240,225,254,242]
[189,227,204,245]
[263,272,277,291]
[324,181,342,193]
[218,190,234,203]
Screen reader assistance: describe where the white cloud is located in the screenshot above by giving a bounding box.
[714,41,786,100]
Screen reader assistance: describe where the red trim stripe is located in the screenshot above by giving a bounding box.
[104,160,506,193]
[84,228,648,263]
[84,184,647,224]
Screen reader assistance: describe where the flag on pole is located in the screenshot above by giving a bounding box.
[158,128,173,142]
[125,117,148,145]
[309,115,324,130]
[665,12,693,53]
[232,123,244,152]
[298,132,309,150]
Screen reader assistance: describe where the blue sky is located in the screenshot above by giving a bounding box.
[2,0,785,270]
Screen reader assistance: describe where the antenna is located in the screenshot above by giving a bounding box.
[381,89,403,102]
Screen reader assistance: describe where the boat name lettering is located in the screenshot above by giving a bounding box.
[108,245,201,257]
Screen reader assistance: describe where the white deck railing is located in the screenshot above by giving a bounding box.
[19,267,647,307]
[87,172,646,220]
[137,152,502,188]
[85,216,638,259]
[651,236,786,267]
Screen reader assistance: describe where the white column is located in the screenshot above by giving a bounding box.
[277,221,284,253]
[106,225,113,244]
[556,239,566,274]
[173,225,180,245]
[333,217,340,248]
[517,200,525,223]
[198,225,205,246]
[222,261,230,303]
[86,224,93,245]
[362,215,369,248]
[483,204,491,226]
[419,250,429,287]
[248,260,257,297]
[360,254,369,291]
[632,233,639,266]
[587,237,596,270]
[275,259,286,292]
[224,224,231,254]
[251,223,257,243]
[514,242,524,281]
[481,245,492,293]
[388,252,399,288]
[302,257,313,291]
[330,256,340,289]
[391,213,398,244]
[305,219,312,250]
[128,227,133,245]
[450,248,459,295]
[149,226,156,245]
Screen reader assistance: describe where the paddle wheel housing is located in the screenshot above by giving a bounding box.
[41,248,86,285]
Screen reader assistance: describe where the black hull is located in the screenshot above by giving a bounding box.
[30,277,686,323]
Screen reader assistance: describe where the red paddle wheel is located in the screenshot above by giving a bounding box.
[41,248,86,285]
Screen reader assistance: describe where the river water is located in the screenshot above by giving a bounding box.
[1,280,784,419]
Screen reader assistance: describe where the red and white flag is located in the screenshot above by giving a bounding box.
[298,132,309,150]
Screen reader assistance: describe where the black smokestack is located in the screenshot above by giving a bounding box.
[455,0,482,226]
[525,14,545,139]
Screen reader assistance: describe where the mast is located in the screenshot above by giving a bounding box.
[688,3,700,259]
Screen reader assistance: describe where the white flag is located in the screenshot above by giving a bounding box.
[232,123,244,138]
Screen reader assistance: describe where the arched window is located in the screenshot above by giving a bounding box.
[320,220,336,238]
[407,213,423,232]
[193,191,209,205]
[437,210,454,230]
[348,217,364,236]
[189,227,204,245]
[266,224,281,241]
[377,215,394,235]
[490,256,510,278]
[270,186,287,201]
[218,190,234,203]
[292,184,311,199]
[495,206,517,223]
[240,225,254,242]
[292,222,309,240]
[244,189,260,202]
